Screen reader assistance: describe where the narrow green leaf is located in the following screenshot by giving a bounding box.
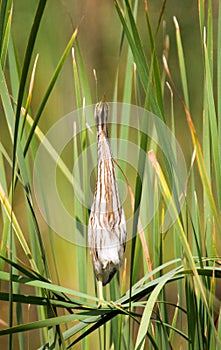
[0,0,12,53]
[0,4,12,69]
[204,36,221,208]
[24,27,78,156]
[0,184,38,271]
[218,0,221,156]
[73,40,92,105]
[0,314,100,336]
[185,107,221,232]
[135,269,177,350]
[173,16,190,109]
[145,5,164,115]
[13,0,47,181]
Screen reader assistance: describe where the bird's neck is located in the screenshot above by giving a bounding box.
[97,131,112,161]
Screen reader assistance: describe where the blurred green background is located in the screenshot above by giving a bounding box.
[12,0,205,122]
[1,0,220,348]
[11,0,214,167]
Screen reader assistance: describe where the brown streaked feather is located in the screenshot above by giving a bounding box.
[88,101,127,286]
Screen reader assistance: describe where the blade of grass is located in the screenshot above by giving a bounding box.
[0,183,38,272]
[13,0,47,182]
[73,40,92,105]
[0,313,104,337]
[168,297,179,344]
[145,1,164,115]
[7,31,53,335]
[163,55,221,233]
[21,108,84,202]
[8,34,20,99]
[0,269,100,305]
[202,47,213,259]
[115,0,149,87]
[173,16,190,109]
[115,0,165,118]
[198,0,205,37]
[0,4,12,69]
[72,47,82,108]
[207,0,213,79]
[134,268,178,350]
[24,27,78,156]
[72,46,88,305]
[216,310,221,350]
[218,0,221,157]
[0,0,12,53]
[148,150,219,340]
[118,0,139,156]
[203,31,221,209]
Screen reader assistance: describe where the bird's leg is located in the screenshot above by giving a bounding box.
[97,280,105,308]
[98,280,104,300]
[97,280,123,309]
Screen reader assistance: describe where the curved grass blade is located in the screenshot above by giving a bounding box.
[148,150,220,342]
[72,47,82,108]
[163,55,221,234]
[73,40,92,105]
[173,16,190,109]
[13,0,47,180]
[24,27,78,156]
[218,1,221,156]
[115,0,164,118]
[1,256,220,346]
[135,268,179,350]
[0,255,97,309]
[21,108,84,205]
[0,292,96,310]
[114,0,148,91]
[145,2,164,115]
[204,34,221,209]
[0,4,12,69]
[0,269,100,305]
[0,0,12,53]
[0,184,38,271]
[0,313,102,337]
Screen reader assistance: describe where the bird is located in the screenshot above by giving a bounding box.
[88,99,127,302]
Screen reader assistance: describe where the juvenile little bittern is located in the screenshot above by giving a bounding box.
[88,100,127,301]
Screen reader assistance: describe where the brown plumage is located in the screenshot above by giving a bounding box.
[88,100,127,298]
